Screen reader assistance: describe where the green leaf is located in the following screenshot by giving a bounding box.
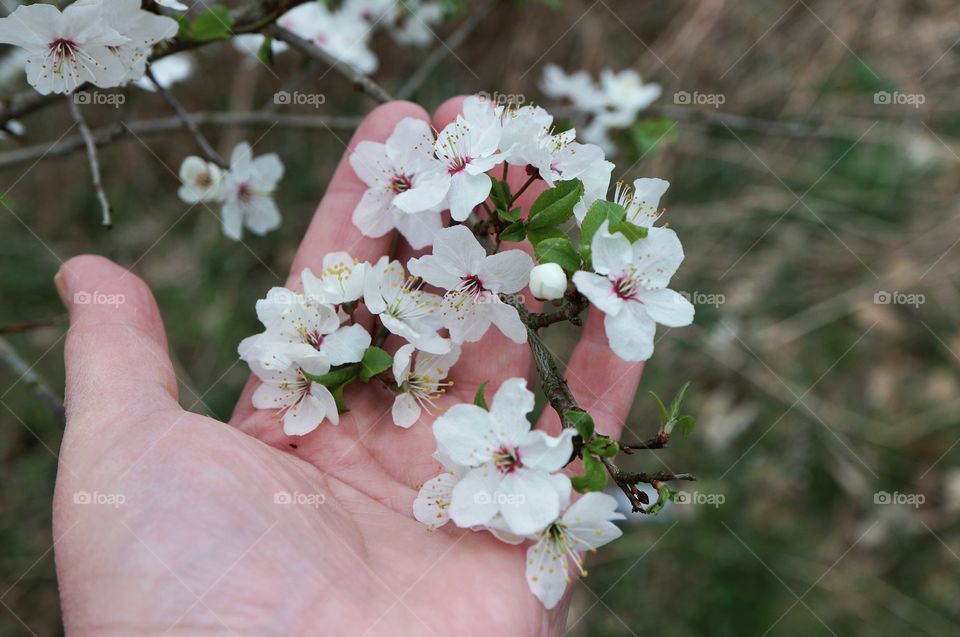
[303,364,359,388]
[189,6,234,42]
[527,179,583,230]
[564,409,594,439]
[358,346,392,381]
[499,221,526,243]
[645,484,673,515]
[571,453,607,493]
[587,436,619,458]
[649,391,669,429]
[526,224,565,248]
[473,381,489,410]
[331,384,349,414]
[669,381,691,419]
[257,35,274,65]
[499,206,522,223]
[534,236,581,272]
[490,179,511,212]
[610,220,649,242]
[628,117,678,159]
[676,415,696,439]
[580,199,627,257]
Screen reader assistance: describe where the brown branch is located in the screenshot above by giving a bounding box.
[147,67,226,167]
[0,315,67,334]
[66,95,112,227]
[0,336,65,424]
[619,431,670,453]
[522,290,589,329]
[265,24,393,104]
[0,111,361,170]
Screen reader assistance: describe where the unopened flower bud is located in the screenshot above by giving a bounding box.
[529,263,567,301]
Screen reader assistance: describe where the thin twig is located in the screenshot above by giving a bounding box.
[396,0,496,100]
[0,315,67,334]
[0,336,65,424]
[0,111,362,170]
[66,95,112,228]
[266,24,393,104]
[147,67,226,166]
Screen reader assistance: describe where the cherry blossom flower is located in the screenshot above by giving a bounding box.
[134,54,193,92]
[412,449,466,530]
[433,378,576,534]
[221,142,284,240]
[364,257,450,354]
[388,0,445,46]
[249,357,341,435]
[525,492,624,609]
[391,343,460,427]
[177,156,224,204]
[614,177,669,227]
[407,225,532,344]
[278,2,378,74]
[302,252,367,305]
[427,96,505,220]
[232,34,289,59]
[350,118,447,248]
[0,3,128,94]
[77,0,178,85]
[572,222,693,361]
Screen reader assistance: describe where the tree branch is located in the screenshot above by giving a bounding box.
[147,67,226,166]
[66,95,112,228]
[0,336,65,424]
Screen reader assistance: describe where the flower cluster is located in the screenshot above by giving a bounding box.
[239,95,696,608]
[414,378,625,608]
[277,0,445,73]
[540,65,662,153]
[177,143,285,241]
[0,0,177,95]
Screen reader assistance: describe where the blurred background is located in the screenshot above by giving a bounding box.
[2,0,959,635]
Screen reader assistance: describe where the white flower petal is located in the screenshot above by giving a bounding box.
[392,392,421,428]
[498,470,562,535]
[640,288,695,327]
[413,473,458,529]
[449,467,501,528]
[604,302,656,361]
[478,250,533,294]
[572,271,622,316]
[320,324,371,367]
[525,538,570,610]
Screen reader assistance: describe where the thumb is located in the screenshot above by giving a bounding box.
[56,255,180,427]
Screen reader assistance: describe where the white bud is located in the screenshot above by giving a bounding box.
[529,263,567,301]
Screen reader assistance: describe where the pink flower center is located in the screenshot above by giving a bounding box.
[390,174,413,193]
[49,38,78,62]
[613,275,639,301]
[304,330,324,350]
[460,274,485,295]
[448,155,471,174]
[493,445,522,473]
[236,181,254,203]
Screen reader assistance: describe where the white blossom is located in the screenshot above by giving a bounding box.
[572,222,693,361]
[302,252,368,305]
[177,156,225,204]
[134,54,194,92]
[221,142,284,240]
[364,257,450,354]
[391,343,459,427]
[407,225,532,345]
[614,177,669,227]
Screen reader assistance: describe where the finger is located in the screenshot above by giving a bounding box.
[286,100,432,287]
[232,101,430,425]
[536,309,645,439]
[55,255,180,427]
[426,95,542,388]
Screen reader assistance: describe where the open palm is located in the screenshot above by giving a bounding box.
[52,97,645,636]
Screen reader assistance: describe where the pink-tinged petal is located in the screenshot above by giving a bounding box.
[392,392,421,428]
[433,404,496,466]
[449,467,501,528]
[572,271,623,316]
[604,302,656,361]
[498,470,562,535]
[349,140,388,185]
[525,537,570,610]
[591,222,634,276]
[640,288,694,327]
[520,429,576,473]
[632,226,684,289]
[447,172,491,221]
[413,473,458,529]
[352,188,396,238]
[320,323,371,366]
[478,250,533,294]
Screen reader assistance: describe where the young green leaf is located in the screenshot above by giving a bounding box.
[586,436,619,458]
[358,346,392,381]
[499,221,526,243]
[534,236,581,272]
[188,6,234,42]
[645,484,673,515]
[499,206,522,223]
[527,179,583,230]
[330,384,349,414]
[676,414,696,439]
[580,199,627,257]
[303,364,359,388]
[571,453,607,493]
[490,179,512,211]
[669,381,691,419]
[609,220,649,242]
[473,381,489,410]
[564,409,594,439]
[526,224,565,248]
[649,391,669,428]
[257,35,275,65]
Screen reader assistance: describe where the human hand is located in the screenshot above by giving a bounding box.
[52,97,645,636]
